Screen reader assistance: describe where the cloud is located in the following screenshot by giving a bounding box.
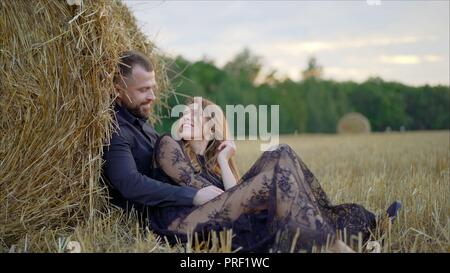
[423,55,443,62]
[379,54,443,65]
[325,67,373,80]
[380,55,420,64]
[266,35,431,55]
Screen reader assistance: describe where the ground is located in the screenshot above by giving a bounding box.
[4,130,449,253]
[235,130,449,253]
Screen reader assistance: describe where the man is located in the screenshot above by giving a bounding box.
[102,51,223,222]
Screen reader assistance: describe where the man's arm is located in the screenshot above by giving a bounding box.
[104,132,198,207]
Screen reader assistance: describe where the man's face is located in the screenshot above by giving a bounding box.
[116,65,157,119]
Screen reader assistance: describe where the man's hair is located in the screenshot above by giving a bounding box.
[114,50,154,84]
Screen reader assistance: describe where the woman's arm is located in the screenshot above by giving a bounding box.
[155,134,214,190]
[217,140,238,190]
[218,157,237,190]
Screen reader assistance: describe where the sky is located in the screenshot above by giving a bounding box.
[124,0,449,86]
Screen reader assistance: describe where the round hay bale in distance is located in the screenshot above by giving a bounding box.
[337,112,371,134]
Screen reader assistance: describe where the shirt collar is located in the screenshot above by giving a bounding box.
[114,103,147,127]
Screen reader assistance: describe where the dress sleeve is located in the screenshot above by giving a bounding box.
[103,130,198,207]
[155,134,214,189]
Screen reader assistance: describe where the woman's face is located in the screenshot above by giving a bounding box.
[178,103,207,141]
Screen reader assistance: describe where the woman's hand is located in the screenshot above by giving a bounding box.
[217,140,236,163]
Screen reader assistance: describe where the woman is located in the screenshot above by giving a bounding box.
[147,97,399,253]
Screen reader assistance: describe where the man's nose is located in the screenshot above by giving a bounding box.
[146,90,155,101]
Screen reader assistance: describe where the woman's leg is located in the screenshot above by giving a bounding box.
[167,144,338,252]
[283,144,377,243]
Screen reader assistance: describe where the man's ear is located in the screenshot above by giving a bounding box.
[114,83,124,99]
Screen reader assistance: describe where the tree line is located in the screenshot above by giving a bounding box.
[155,49,449,135]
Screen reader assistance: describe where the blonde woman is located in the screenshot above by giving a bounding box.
[147,97,400,253]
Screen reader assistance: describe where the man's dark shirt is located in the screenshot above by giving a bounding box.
[102,104,198,213]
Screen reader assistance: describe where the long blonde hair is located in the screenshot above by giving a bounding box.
[181,97,241,182]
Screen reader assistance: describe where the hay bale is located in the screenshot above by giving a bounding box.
[0,0,170,244]
[337,112,371,134]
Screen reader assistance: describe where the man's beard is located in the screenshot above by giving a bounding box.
[127,103,151,119]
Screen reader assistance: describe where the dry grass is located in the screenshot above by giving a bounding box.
[236,130,449,253]
[3,131,448,253]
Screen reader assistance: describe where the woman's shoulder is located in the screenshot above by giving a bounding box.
[154,133,184,165]
[155,133,184,150]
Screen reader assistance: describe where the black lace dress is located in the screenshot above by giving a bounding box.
[147,134,376,252]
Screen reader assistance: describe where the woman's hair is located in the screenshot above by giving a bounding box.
[181,97,241,182]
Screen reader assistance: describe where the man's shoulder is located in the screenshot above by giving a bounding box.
[112,114,136,140]
[115,111,131,126]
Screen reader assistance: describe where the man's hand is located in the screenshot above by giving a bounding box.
[193,185,224,206]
